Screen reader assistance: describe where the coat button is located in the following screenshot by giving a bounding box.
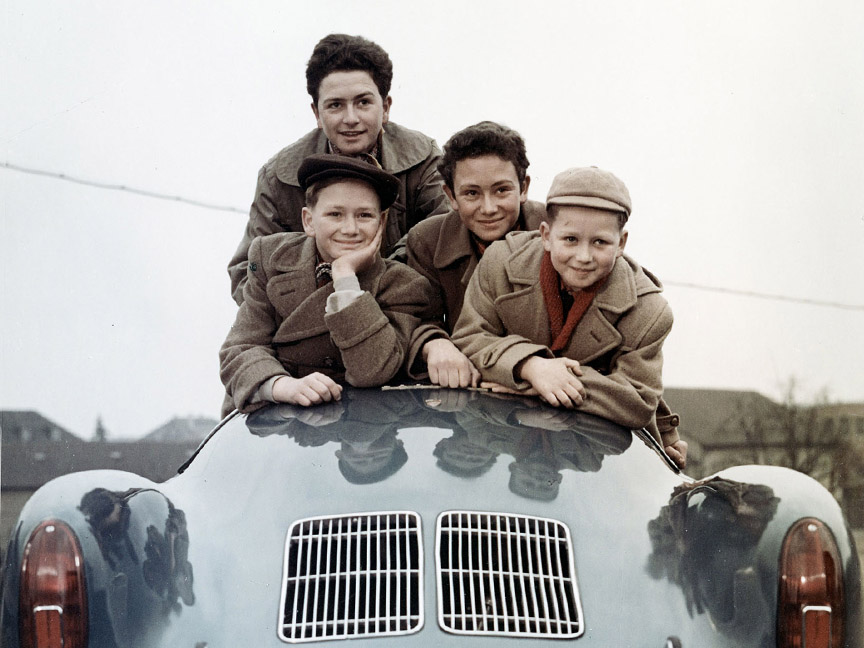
[323,357,335,368]
[249,262,258,272]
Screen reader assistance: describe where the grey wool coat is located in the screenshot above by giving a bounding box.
[451,231,679,446]
[220,233,437,413]
[227,122,449,304]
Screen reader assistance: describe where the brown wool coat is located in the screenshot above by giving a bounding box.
[227,122,449,304]
[451,231,679,446]
[404,200,545,376]
[407,200,546,332]
[220,233,436,413]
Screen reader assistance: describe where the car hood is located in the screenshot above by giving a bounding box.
[150,388,779,647]
[7,387,857,647]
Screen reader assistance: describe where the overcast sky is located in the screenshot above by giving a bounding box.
[2,1,863,440]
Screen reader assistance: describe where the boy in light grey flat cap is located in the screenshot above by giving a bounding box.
[451,166,687,468]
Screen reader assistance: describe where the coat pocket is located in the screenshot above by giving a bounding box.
[266,273,305,318]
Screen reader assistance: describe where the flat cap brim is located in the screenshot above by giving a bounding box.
[298,154,400,210]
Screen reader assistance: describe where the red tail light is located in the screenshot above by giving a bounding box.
[777,518,844,648]
[19,520,88,648]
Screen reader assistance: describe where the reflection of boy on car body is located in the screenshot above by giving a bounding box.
[406,122,545,388]
[246,388,415,484]
[451,166,687,468]
[220,155,435,412]
[227,33,448,304]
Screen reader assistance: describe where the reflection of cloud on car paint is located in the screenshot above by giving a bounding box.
[647,477,781,638]
[78,487,195,644]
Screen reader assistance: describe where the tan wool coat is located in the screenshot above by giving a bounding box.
[227,122,449,304]
[452,231,679,445]
[220,233,436,413]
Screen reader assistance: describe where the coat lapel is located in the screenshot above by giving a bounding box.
[563,257,637,363]
[269,247,387,344]
[269,237,333,343]
[498,236,553,346]
[271,287,333,343]
[433,211,475,270]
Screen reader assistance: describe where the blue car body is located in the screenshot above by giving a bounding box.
[2,386,861,646]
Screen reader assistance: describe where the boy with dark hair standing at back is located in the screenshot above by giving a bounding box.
[451,166,687,468]
[406,121,546,388]
[227,34,448,304]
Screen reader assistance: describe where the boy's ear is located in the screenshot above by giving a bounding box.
[442,184,458,211]
[519,175,531,203]
[539,221,553,251]
[311,101,322,129]
[382,95,393,125]
[377,210,389,250]
[617,229,628,257]
[301,207,316,237]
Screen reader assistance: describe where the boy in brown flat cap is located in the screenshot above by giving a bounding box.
[451,166,686,467]
[220,154,436,413]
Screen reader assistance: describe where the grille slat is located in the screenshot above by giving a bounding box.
[375,515,382,626]
[395,514,402,628]
[537,520,553,633]
[436,511,583,639]
[280,512,423,643]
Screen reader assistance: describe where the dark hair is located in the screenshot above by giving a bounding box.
[338,438,408,484]
[306,34,393,104]
[546,203,629,229]
[438,121,530,191]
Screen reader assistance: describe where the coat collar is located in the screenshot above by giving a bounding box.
[273,121,436,186]
[563,255,664,363]
[432,200,548,270]
[270,234,318,274]
[269,234,386,288]
[503,232,661,315]
[498,233,664,362]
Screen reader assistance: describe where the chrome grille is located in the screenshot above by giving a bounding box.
[279,512,423,643]
[436,511,583,638]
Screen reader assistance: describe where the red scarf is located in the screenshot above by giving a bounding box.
[540,251,600,353]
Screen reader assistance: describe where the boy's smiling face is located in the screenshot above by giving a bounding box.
[301,179,383,263]
[444,155,529,243]
[540,205,628,291]
[312,70,391,155]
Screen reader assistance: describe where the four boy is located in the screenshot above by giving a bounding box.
[220,33,686,467]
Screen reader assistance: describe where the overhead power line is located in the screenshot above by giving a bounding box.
[3,161,863,312]
[2,161,246,214]
[664,281,864,311]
